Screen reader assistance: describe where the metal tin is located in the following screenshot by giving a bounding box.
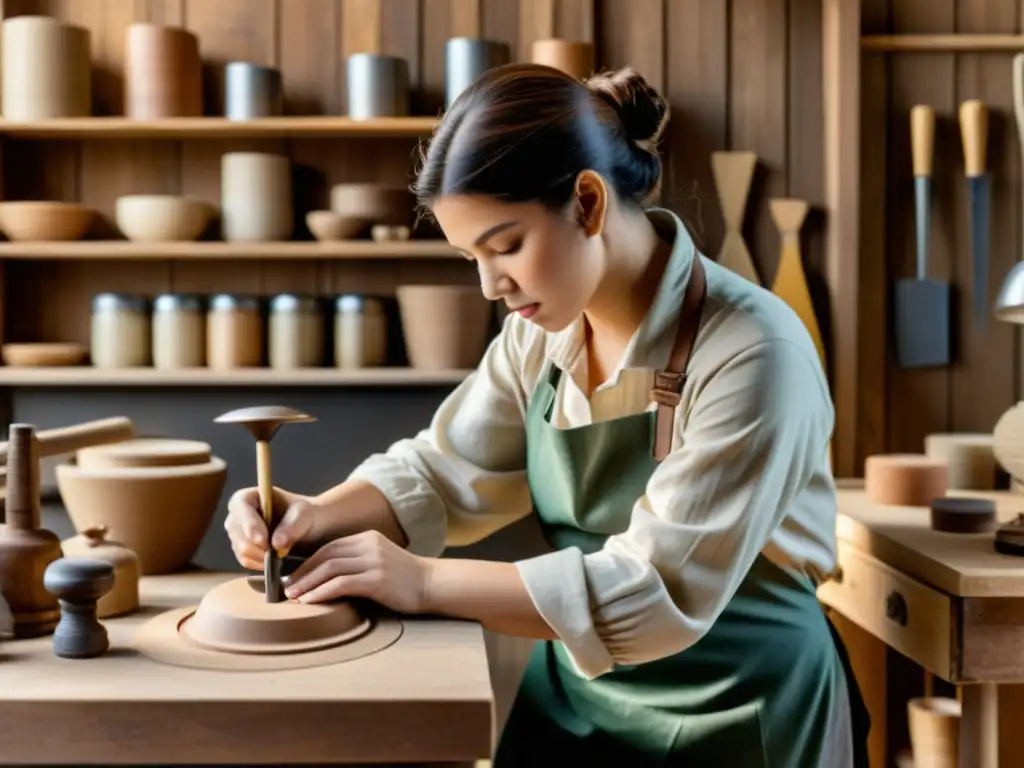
[209,293,261,313]
[92,292,149,313]
[153,293,204,313]
[152,294,205,369]
[225,61,282,120]
[346,53,410,119]
[445,37,510,108]
[270,293,321,314]
[269,293,324,369]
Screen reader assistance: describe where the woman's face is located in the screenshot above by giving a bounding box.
[430,192,606,332]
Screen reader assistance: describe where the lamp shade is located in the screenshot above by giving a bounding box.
[995,262,1024,323]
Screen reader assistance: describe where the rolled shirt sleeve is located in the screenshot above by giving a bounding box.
[346,316,538,556]
[515,338,834,680]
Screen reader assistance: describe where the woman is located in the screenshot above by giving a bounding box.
[224,63,868,767]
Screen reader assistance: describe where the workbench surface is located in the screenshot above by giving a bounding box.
[0,569,494,765]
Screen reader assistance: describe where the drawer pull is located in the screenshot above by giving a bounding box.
[885,590,908,626]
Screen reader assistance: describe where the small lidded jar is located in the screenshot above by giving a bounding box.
[268,293,325,369]
[207,294,263,369]
[90,292,151,368]
[60,524,140,618]
[334,294,387,368]
[152,293,205,369]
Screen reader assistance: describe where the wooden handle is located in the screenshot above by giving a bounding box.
[959,99,988,177]
[255,439,273,528]
[911,105,935,177]
[1013,55,1024,143]
[0,416,133,466]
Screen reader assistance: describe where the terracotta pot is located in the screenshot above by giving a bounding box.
[221,152,293,242]
[55,457,227,575]
[124,23,202,119]
[396,285,491,370]
[1,16,91,119]
[530,38,595,80]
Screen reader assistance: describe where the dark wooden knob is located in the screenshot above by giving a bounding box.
[43,557,115,659]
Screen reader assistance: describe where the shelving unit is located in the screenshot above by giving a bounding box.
[0,367,472,387]
[0,240,459,260]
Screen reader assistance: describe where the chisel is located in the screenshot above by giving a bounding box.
[960,99,991,327]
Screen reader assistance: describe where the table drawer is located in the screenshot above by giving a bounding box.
[817,540,954,678]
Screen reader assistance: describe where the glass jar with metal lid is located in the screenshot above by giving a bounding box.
[206,294,263,369]
[90,293,151,368]
[152,293,205,369]
[334,294,387,369]
[268,293,325,369]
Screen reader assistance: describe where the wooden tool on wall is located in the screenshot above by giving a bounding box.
[769,198,826,372]
[711,151,761,284]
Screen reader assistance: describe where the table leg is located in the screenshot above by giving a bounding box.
[960,683,998,768]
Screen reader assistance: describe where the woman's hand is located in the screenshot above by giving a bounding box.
[224,486,318,570]
[283,530,433,614]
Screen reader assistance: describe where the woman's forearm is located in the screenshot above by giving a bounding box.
[423,558,559,640]
[305,480,409,549]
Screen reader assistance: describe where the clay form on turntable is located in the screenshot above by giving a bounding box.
[214,406,315,602]
[62,525,140,619]
[0,342,87,367]
[928,497,997,534]
[43,557,115,659]
[864,453,949,507]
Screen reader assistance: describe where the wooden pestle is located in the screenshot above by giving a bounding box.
[0,424,63,637]
[0,415,133,467]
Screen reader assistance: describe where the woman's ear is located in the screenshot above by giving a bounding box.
[573,170,608,237]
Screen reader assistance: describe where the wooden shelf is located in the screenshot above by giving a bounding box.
[0,240,459,260]
[861,34,1024,52]
[0,367,472,387]
[0,116,440,139]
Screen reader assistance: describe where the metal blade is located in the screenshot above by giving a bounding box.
[914,176,931,280]
[969,175,991,327]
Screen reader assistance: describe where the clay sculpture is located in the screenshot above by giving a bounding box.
[43,557,115,658]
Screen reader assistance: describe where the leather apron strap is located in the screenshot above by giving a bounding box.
[651,254,707,461]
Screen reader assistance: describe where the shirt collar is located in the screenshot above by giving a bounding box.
[545,207,698,373]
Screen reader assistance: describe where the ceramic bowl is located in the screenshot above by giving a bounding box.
[396,285,491,370]
[329,183,414,228]
[76,437,212,470]
[1,342,86,366]
[306,210,368,241]
[55,457,227,575]
[0,201,93,241]
[115,195,213,242]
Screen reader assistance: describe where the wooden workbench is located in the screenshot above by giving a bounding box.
[0,570,494,765]
[819,485,1024,768]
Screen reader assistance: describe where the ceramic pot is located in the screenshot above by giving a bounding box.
[396,285,491,370]
[907,697,960,768]
[220,152,293,241]
[1,16,91,119]
[530,38,595,80]
[329,183,413,228]
[115,195,212,242]
[0,201,93,241]
[124,23,202,119]
[445,37,510,107]
[61,524,140,618]
[346,53,410,119]
[225,62,282,120]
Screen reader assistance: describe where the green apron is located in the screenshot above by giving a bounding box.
[493,255,869,767]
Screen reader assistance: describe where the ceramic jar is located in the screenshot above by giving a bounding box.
[220,152,293,242]
[334,295,387,368]
[124,23,202,119]
[152,293,205,369]
[445,38,510,107]
[225,62,283,120]
[346,53,410,119]
[530,39,595,80]
[1,16,91,119]
[207,294,263,369]
[90,293,151,368]
[268,294,324,369]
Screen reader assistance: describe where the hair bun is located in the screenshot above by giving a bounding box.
[585,66,669,148]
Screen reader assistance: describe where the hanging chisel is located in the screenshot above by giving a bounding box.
[959,99,991,328]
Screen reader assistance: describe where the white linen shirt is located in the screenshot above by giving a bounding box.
[348,208,839,680]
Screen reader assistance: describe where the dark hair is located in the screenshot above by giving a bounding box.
[413,63,670,215]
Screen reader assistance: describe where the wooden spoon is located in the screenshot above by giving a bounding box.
[711,150,761,284]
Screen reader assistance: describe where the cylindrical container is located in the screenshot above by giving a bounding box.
[334,295,388,369]
[124,23,202,119]
[152,293,205,369]
[924,433,999,490]
[530,39,595,80]
[206,294,263,369]
[268,294,324,369]
[907,697,960,768]
[225,62,282,120]
[445,38,510,107]
[346,53,410,119]
[1,16,91,119]
[90,293,151,369]
[220,152,293,241]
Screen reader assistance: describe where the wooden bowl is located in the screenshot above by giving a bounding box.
[396,285,491,370]
[306,210,368,241]
[55,457,227,575]
[0,201,93,241]
[115,195,212,242]
[329,183,414,228]
[1,342,86,366]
